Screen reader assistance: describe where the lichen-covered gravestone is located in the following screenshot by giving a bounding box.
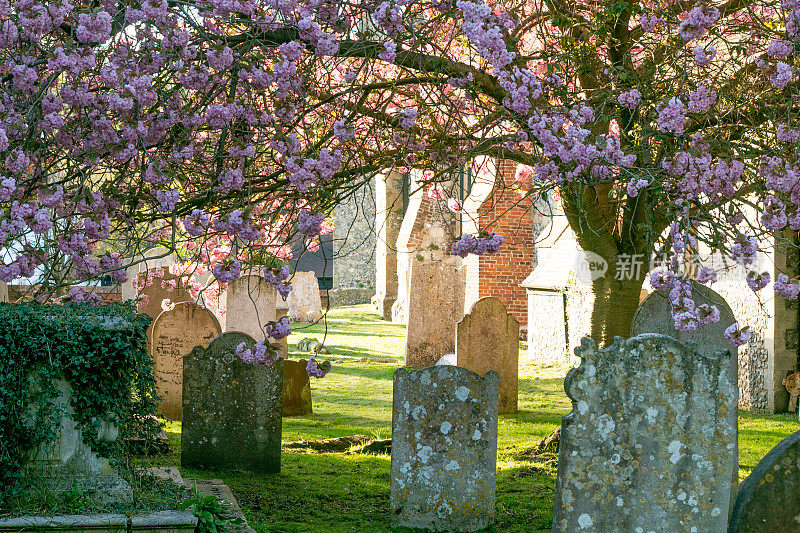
[286,271,323,323]
[182,332,282,473]
[729,430,800,532]
[282,359,312,416]
[226,274,277,340]
[631,283,740,497]
[151,302,221,420]
[391,365,499,532]
[455,296,519,413]
[553,335,737,533]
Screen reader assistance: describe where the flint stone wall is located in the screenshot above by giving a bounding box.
[182,332,282,473]
[553,335,738,533]
[390,365,499,532]
[729,429,800,532]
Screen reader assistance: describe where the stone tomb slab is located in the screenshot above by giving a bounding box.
[729,429,800,532]
[553,335,737,533]
[390,365,499,532]
[456,296,519,414]
[182,332,282,473]
[151,302,220,420]
[282,359,312,416]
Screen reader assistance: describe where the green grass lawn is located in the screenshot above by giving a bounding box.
[164,304,799,532]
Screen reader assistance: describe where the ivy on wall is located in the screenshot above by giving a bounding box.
[0,302,156,500]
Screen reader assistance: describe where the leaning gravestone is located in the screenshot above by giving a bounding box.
[391,365,499,532]
[151,302,221,420]
[405,259,465,368]
[553,335,738,532]
[632,282,740,497]
[282,359,312,416]
[182,332,282,473]
[729,430,800,532]
[286,271,323,323]
[226,274,277,340]
[456,297,519,414]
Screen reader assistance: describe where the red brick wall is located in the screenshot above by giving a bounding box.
[477,160,534,328]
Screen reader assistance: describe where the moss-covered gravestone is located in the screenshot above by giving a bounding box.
[181,332,282,473]
[553,335,737,532]
[729,430,800,532]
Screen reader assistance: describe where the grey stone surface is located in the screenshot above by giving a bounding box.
[130,511,197,532]
[282,359,313,416]
[286,271,323,323]
[553,335,738,533]
[332,178,376,301]
[405,258,465,368]
[0,514,128,532]
[0,280,7,302]
[729,429,800,532]
[151,302,221,420]
[390,365,499,532]
[225,274,277,340]
[456,297,519,414]
[182,332,282,473]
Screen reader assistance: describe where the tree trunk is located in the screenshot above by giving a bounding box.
[589,274,646,348]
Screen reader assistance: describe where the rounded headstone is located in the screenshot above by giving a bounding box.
[151,302,221,420]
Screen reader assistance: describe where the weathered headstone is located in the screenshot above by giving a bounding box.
[632,283,740,496]
[0,281,7,303]
[729,429,800,532]
[632,283,738,382]
[226,274,277,340]
[182,332,282,473]
[405,259,465,368]
[391,365,499,532]
[553,335,738,533]
[456,297,519,414]
[151,302,221,420]
[282,359,312,416]
[286,271,323,323]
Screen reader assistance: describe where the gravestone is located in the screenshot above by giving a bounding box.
[226,275,277,340]
[729,429,800,532]
[282,359,313,416]
[151,302,221,420]
[286,271,323,323]
[456,297,519,414]
[405,259,465,368]
[0,281,7,302]
[632,283,738,382]
[182,332,282,473]
[553,335,738,533]
[137,270,192,322]
[632,283,740,496]
[391,365,499,532]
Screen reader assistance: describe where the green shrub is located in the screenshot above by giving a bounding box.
[0,301,156,502]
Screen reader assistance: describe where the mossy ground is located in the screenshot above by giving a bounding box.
[159,305,798,532]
